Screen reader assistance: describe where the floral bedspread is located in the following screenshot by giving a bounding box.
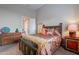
[22,34,61,55]
[39,36,61,55]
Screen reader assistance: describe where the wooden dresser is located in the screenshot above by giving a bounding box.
[62,36,79,54]
[0,32,22,45]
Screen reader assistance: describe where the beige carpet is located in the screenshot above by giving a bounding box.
[54,47,76,55]
[0,43,22,55]
[0,43,76,55]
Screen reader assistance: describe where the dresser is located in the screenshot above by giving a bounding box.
[0,32,22,45]
[62,36,79,54]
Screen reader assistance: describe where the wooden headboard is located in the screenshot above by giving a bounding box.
[44,23,62,36]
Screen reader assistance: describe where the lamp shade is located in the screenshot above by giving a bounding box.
[68,24,78,32]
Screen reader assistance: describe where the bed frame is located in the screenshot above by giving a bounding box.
[44,23,62,37]
[19,23,62,55]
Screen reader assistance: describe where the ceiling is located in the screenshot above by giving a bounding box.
[0,4,45,11]
[23,4,44,11]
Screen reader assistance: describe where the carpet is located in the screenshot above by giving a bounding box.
[0,43,22,55]
[0,43,76,55]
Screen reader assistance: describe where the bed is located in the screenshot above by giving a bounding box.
[19,23,62,55]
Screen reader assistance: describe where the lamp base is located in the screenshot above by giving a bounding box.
[69,32,76,38]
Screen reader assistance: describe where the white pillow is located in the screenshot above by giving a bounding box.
[46,28,55,36]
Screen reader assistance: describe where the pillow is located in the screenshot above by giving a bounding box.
[46,28,61,36]
[54,29,61,36]
[47,32,52,35]
[39,27,46,35]
[46,28,55,36]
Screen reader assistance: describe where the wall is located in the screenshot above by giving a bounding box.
[74,5,79,22]
[0,6,36,32]
[0,5,78,34]
[36,4,77,34]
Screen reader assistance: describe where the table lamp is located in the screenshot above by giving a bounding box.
[68,23,78,38]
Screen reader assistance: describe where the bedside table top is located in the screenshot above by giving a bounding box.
[64,36,79,40]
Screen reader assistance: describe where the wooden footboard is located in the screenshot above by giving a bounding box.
[19,38,38,55]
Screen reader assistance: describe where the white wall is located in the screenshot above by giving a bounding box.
[36,4,77,34]
[74,5,79,22]
[0,4,78,34]
[0,6,36,32]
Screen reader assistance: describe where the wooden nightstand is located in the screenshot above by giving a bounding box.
[64,36,79,54]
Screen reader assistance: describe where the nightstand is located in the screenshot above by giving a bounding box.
[63,36,79,54]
